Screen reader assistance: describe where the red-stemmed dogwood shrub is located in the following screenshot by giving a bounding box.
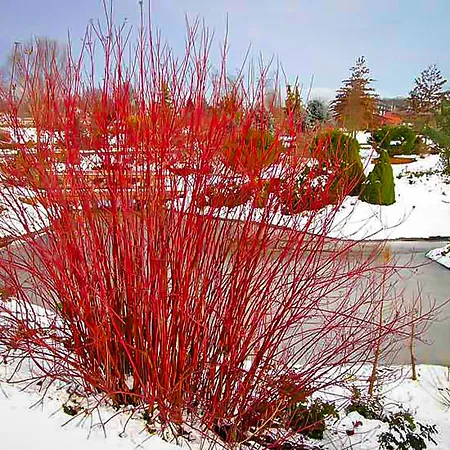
[0,11,436,446]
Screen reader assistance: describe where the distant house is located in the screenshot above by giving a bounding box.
[380,111,403,126]
[379,97,407,112]
[378,97,406,125]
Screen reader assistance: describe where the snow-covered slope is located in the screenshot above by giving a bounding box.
[330,153,450,240]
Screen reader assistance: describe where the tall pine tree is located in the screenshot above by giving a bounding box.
[330,56,379,134]
[408,64,447,118]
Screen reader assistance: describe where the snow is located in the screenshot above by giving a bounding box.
[381,366,450,448]
[271,146,450,241]
[328,154,450,240]
[327,135,450,240]
[0,392,174,450]
[197,152,450,241]
[342,153,450,240]
[426,243,450,269]
[319,365,450,449]
[331,411,389,450]
[355,131,371,146]
[0,358,181,450]
[0,187,49,238]
[2,358,450,449]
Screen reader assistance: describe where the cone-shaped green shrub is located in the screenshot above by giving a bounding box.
[359,149,395,205]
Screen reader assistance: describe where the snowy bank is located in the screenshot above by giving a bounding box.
[342,135,450,240]
[2,361,450,449]
[0,360,181,450]
[426,243,450,269]
[329,154,450,240]
[202,153,450,241]
[0,128,449,242]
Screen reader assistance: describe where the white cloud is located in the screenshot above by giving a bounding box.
[308,87,336,103]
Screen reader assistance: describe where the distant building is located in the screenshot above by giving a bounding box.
[378,97,407,125]
[379,97,407,114]
[380,112,402,125]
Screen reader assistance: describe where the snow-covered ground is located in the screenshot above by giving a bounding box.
[201,150,450,241]
[321,365,450,449]
[2,359,450,449]
[354,132,450,264]
[310,132,450,240]
[0,360,180,450]
[330,151,450,240]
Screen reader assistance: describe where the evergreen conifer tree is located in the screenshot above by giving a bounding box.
[408,64,447,118]
[330,56,379,134]
[306,99,328,127]
[359,149,395,205]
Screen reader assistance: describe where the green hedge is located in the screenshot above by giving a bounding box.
[312,130,365,196]
[369,125,419,157]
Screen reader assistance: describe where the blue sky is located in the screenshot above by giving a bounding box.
[1,0,449,100]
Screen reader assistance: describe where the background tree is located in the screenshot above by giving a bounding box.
[306,98,328,128]
[330,56,379,135]
[1,37,67,118]
[422,99,450,173]
[408,64,447,123]
[284,83,305,129]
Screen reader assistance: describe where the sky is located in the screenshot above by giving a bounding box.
[0,0,449,101]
